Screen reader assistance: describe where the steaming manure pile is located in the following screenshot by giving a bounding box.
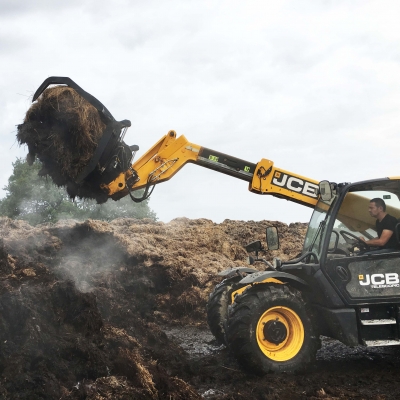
[0,217,306,399]
[1,217,398,399]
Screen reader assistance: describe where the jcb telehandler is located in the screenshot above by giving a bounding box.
[23,77,400,374]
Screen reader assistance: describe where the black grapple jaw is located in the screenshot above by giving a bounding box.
[33,76,115,122]
[32,76,136,186]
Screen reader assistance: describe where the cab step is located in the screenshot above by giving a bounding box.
[365,339,400,347]
[360,318,396,326]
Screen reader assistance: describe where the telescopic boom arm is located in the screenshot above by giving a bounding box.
[101,130,319,208]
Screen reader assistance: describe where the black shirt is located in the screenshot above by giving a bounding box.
[376,214,400,249]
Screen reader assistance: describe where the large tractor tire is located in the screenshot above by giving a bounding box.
[225,284,320,374]
[206,276,242,345]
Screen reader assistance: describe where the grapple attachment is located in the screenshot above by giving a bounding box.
[18,77,138,203]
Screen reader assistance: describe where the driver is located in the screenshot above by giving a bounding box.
[359,198,400,253]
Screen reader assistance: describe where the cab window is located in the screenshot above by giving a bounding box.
[329,182,400,257]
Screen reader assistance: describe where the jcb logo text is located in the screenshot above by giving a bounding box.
[272,171,318,198]
[359,273,399,288]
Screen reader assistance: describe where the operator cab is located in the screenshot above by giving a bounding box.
[303,179,400,260]
[327,180,400,258]
[308,178,400,306]
[300,178,400,347]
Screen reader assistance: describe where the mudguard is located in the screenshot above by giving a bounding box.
[218,267,258,279]
[239,270,309,291]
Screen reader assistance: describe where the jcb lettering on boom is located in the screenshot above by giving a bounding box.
[272,171,318,198]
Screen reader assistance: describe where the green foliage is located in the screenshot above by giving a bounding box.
[0,158,156,225]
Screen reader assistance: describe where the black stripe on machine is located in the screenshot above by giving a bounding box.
[197,148,256,182]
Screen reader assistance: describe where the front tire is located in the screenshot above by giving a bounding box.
[225,284,319,374]
[206,277,241,345]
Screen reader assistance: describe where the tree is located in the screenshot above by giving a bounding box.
[0,158,156,225]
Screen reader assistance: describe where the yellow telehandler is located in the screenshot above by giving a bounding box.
[19,77,400,374]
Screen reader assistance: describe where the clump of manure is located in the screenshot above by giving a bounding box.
[17,86,110,203]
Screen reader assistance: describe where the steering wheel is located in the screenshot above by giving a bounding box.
[340,230,370,252]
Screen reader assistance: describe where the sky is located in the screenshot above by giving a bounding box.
[2,0,400,224]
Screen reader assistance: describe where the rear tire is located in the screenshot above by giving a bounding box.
[207,277,241,345]
[225,284,320,374]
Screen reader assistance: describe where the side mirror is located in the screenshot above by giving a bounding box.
[319,180,333,201]
[266,227,279,250]
[245,240,263,253]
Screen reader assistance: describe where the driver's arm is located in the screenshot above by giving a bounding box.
[360,229,393,246]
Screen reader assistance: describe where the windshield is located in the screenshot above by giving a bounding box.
[303,197,335,257]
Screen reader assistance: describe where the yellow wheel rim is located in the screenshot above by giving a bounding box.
[256,306,304,362]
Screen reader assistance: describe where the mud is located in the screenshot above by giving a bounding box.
[0,217,398,399]
[166,327,400,399]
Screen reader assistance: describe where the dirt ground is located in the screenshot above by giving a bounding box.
[0,216,398,399]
